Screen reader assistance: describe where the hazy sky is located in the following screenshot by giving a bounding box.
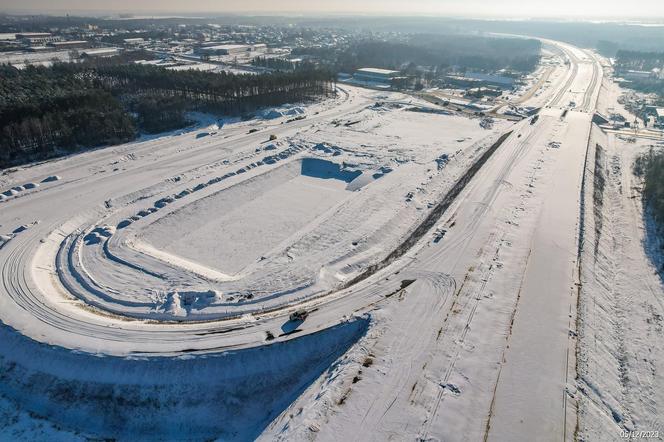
[3,0,664,19]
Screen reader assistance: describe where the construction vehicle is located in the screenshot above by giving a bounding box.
[289,309,309,322]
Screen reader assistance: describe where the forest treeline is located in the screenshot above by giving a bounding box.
[614,50,664,98]
[616,50,664,73]
[635,149,664,240]
[251,56,300,71]
[0,59,335,168]
[293,35,541,74]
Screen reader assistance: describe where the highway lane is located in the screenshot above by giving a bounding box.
[484,48,601,441]
[481,45,601,441]
[261,41,603,441]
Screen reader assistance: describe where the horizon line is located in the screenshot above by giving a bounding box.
[1,9,664,22]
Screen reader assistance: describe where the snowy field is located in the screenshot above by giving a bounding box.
[140,158,357,274]
[0,38,661,441]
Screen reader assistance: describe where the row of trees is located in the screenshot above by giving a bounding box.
[635,149,664,233]
[84,63,335,114]
[0,64,137,165]
[0,60,335,168]
[251,56,299,71]
[293,35,541,75]
[616,50,664,72]
[621,78,664,99]
[127,95,190,135]
[614,51,664,100]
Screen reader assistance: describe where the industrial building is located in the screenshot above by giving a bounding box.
[199,44,251,56]
[17,32,61,46]
[123,38,145,46]
[80,48,120,58]
[197,43,267,57]
[26,46,52,52]
[353,68,400,84]
[465,87,503,98]
[48,40,90,50]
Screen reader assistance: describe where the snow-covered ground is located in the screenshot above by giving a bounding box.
[1,84,513,333]
[0,77,511,437]
[0,49,74,68]
[575,64,664,441]
[0,316,368,440]
[0,38,659,441]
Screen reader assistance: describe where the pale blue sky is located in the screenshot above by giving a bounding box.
[2,0,664,19]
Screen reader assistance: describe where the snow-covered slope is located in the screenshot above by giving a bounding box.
[0,318,368,440]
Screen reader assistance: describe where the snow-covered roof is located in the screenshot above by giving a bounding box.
[356,68,400,76]
[50,40,88,46]
[81,48,119,56]
[203,44,250,51]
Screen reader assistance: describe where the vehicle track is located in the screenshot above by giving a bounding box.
[549,46,579,108]
[580,55,601,112]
